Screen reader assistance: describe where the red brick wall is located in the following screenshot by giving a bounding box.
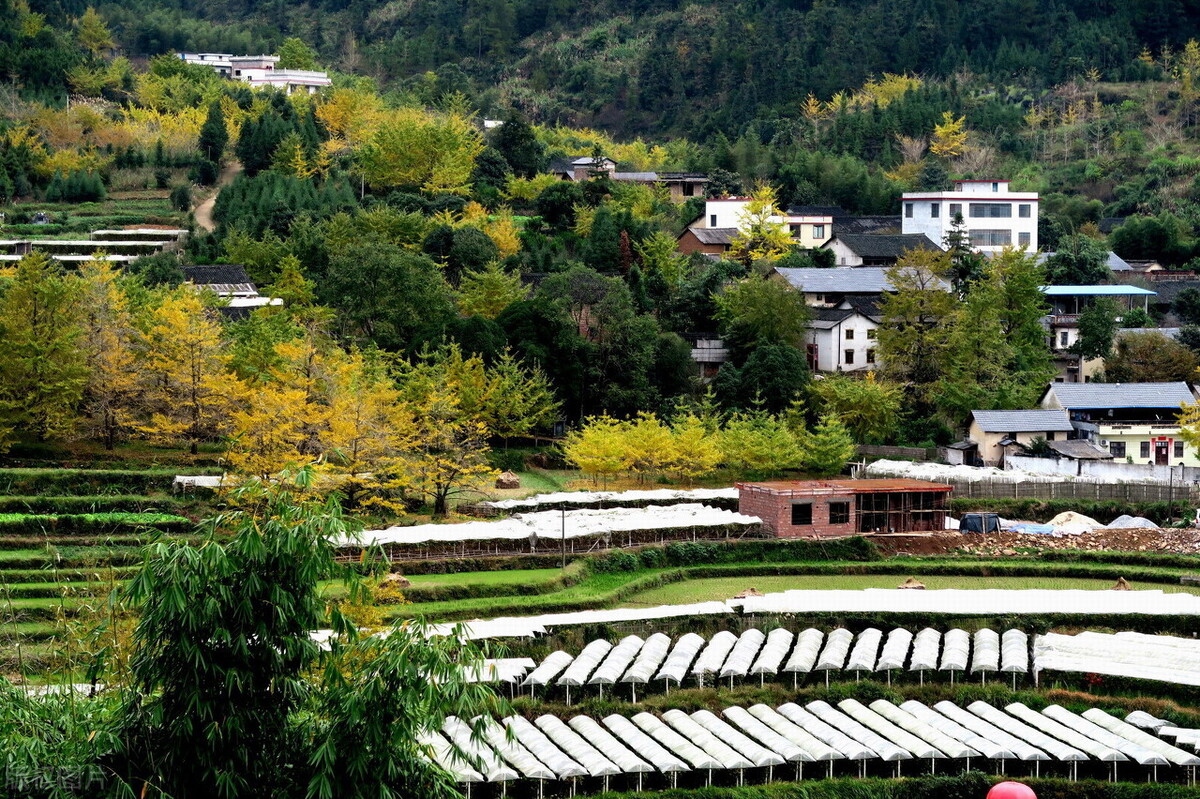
[677,230,728,257]
[738,486,857,539]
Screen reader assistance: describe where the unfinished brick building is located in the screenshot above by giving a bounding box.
[737,479,953,538]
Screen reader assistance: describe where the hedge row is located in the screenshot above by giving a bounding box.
[0,514,191,538]
[0,567,138,585]
[0,468,211,496]
[401,562,588,602]
[587,537,881,573]
[0,534,170,551]
[948,498,1180,524]
[390,569,688,623]
[0,495,184,514]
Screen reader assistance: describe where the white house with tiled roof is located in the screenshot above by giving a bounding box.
[902,179,1038,252]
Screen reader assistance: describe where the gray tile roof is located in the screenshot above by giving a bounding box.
[1047,439,1115,460]
[832,215,901,236]
[832,233,940,258]
[971,409,1073,433]
[1035,251,1131,271]
[689,228,736,245]
[774,266,893,294]
[1045,382,1197,410]
[774,266,949,295]
[182,264,252,286]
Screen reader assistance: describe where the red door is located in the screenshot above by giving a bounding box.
[1155,441,1170,465]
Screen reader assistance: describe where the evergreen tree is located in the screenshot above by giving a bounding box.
[489,109,545,178]
[798,413,856,477]
[198,100,228,164]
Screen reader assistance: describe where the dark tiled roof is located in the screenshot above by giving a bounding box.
[831,215,902,236]
[659,172,708,181]
[1045,382,1196,410]
[1047,439,1115,460]
[971,409,1073,433]
[787,205,846,216]
[833,233,941,258]
[182,264,252,285]
[775,266,893,294]
[688,228,736,245]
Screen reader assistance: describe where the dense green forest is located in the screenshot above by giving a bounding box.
[10,0,1199,135]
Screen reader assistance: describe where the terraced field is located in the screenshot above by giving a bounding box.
[0,467,216,674]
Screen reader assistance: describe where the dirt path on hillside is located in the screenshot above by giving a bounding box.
[192,160,242,232]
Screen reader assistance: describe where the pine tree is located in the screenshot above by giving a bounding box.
[798,413,856,477]
[198,101,228,164]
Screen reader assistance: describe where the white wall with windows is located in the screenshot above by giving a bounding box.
[901,180,1038,253]
[805,314,879,372]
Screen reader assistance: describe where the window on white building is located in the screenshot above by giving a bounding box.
[949,203,962,219]
[845,329,854,340]
[992,182,999,191]
[931,202,940,218]
[969,229,1012,246]
[866,329,876,339]
[844,349,855,365]
[709,214,717,226]
[1109,441,1126,458]
[866,349,876,364]
[813,224,825,238]
[1019,232,1031,246]
[904,203,914,218]
[1140,441,1151,459]
[1018,204,1031,218]
[969,203,1013,218]
[1176,440,1185,458]
[1059,331,1069,347]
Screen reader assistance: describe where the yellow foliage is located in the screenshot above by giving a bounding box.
[316,88,385,145]
[485,209,523,258]
[572,204,596,238]
[801,93,826,121]
[851,74,922,109]
[884,160,922,189]
[226,383,313,477]
[729,183,793,262]
[930,111,969,157]
[353,107,483,194]
[502,173,560,202]
[134,289,239,453]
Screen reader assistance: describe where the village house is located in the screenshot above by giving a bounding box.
[179,53,331,94]
[1038,381,1200,466]
[737,479,952,538]
[1042,285,1157,383]
[679,198,835,253]
[965,409,1074,466]
[547,157,708,201]
[675,227,735,258]
[901,179,1039,252]
[823,232,940,266]
[770,265,949,307]
[804,300,881,373]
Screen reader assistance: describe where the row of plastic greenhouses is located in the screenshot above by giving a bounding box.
[484,627,1031,697]
[420,701,1200,794]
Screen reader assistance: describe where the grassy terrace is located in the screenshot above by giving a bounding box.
[385,555,1200,622]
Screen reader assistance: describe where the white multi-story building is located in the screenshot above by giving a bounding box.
[179,53,331,94]
[900,179,1038,253]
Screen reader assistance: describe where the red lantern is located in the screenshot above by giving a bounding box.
[987,782,1037,799]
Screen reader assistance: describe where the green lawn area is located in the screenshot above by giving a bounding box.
[626,574,1200,606]
[405,568,563,587]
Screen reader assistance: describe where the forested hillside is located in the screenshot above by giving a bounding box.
[12,0,1200,135]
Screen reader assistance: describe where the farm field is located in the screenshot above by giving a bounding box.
[624,574,1200,605]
